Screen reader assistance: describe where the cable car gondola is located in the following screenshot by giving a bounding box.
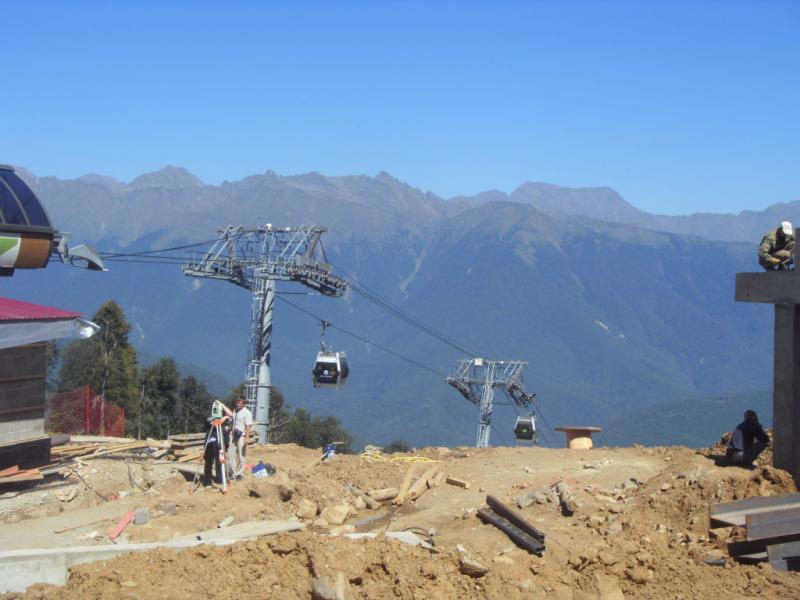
[514,415,536,442]
[312,321,349,389]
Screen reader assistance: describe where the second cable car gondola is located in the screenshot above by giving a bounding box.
[514,415,536,442]
[312,321,349,390]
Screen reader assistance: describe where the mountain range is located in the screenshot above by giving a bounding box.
[7,165,791,448]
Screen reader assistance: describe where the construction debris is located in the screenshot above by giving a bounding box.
[555,480,577,516]
[445,476,470,489]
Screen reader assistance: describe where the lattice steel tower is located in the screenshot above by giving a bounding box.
[446,358,536,448]
[183,225,347,443]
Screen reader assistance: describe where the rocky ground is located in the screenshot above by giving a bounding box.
[1,439,798,599]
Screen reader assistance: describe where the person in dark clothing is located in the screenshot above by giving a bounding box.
[203,415,230,486]
[726,410,770,467]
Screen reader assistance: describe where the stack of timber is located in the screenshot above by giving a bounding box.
[0,464,44,486]
[710,493,800,570]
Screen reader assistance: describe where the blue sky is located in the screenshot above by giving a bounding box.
[1,0,797,215]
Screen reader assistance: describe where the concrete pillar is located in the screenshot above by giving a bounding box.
[736,271,800,482]
[773,304,800,473]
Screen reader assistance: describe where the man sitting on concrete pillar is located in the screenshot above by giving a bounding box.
[726,410,770,468]
[759,221,794,270]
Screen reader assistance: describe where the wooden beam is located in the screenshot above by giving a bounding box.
[393,465,417,505]
[446,476,470,489]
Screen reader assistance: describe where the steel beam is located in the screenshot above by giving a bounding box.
[710,493,800,528]
[477,508,545,555]
[746,507,800,541]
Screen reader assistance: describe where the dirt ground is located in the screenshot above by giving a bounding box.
[1,439,799,599]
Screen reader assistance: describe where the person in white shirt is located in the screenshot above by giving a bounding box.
[228,398,253,479]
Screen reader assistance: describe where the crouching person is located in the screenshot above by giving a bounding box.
[726,410,770,468]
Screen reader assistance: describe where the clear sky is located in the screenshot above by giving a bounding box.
[1,0,797,215]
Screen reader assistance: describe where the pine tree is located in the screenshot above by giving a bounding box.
[57,300,139,428]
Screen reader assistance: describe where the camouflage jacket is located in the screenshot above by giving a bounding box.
[759,229,794,264]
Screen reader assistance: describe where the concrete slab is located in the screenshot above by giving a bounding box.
[0,519,305,593]
[735,271,800,305]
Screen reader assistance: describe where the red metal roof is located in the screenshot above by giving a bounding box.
[0,297,83,322]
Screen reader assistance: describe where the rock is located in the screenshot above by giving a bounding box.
[249,480,293,502]
[493,555,515,566]
[594,572,625,600]
[296,498,319,520]
[320,504,352,525]
[157,502,177,515]
[56,488,77,502]
[459,556,489,578]
[269,536,299,555]
[329,524,356,535]
[605,520,624,536]
[217,516,234,528]
[461,507,476,520]
[353,496,366,511]
[311,577,339,600]
[661,483,672,491]
[517,489,547,508]
[313,517,329,527]
[133,507,150,525]
[607,505,624,514]
[626,566,650,585]
[589,514,606,528]
[598,551,618,566]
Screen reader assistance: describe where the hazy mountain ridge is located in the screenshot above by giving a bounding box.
[7,165,781,447]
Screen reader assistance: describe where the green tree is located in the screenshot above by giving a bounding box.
[384,439,411,453]
[136,358,180,439]
[57,300,139,426]
[177,375,214,434]
[283,408,353,453]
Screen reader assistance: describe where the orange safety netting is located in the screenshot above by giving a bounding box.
[47,385,126,437]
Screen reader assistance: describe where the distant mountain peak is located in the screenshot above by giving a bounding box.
[509,181,642,222]
[127,165,205,190]
[375,170,399,183]
[77,172,124,191]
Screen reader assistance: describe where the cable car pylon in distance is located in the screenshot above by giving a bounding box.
[446,358,537,448]
[313,320,349,390]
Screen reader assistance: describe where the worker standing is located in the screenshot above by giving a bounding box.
[228,398,253,479]
[759,221,794,270]
[202,401,232,487]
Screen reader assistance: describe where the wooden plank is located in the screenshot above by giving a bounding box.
[710,493,800,528]
[0,469,44,484]
[393,465,417,505]
[747,507,800,541]
[108,511,135,541]
[346,483,380,510]
[367,487,398,502]
[0,465,20,478]
[177,451,203,463]
[406,466,439,501]
[446,476,470,489]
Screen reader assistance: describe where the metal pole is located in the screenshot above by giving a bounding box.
[254,278,275,444]
[476,362,495,447]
